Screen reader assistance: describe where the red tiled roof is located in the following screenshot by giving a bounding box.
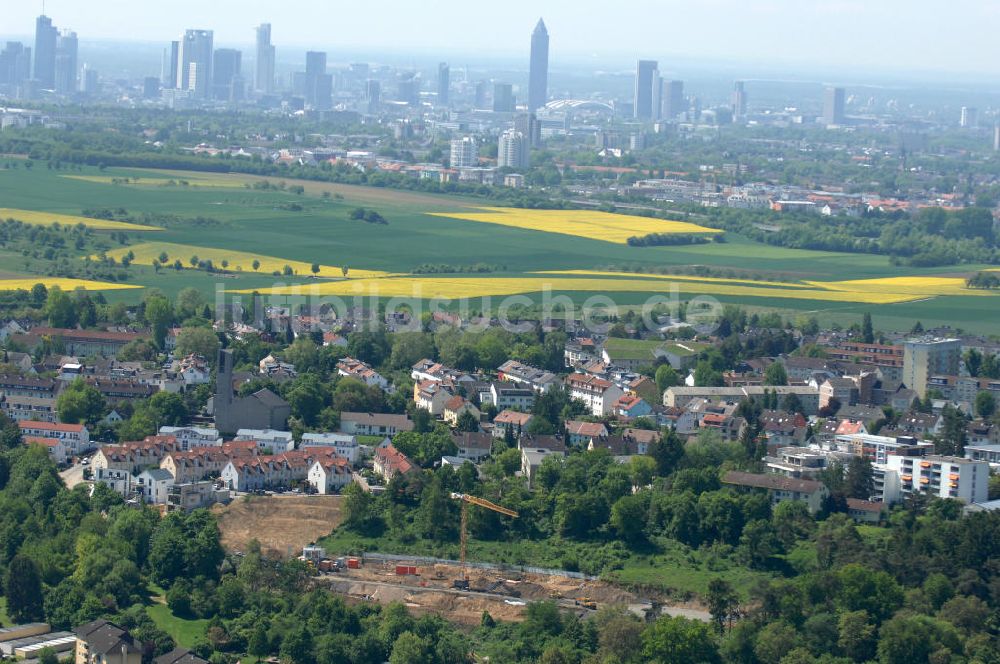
[19,420,85,433]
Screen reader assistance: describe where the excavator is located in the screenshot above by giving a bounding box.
[449,492,518,590]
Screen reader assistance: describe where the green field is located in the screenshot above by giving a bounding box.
[1,165,997,333]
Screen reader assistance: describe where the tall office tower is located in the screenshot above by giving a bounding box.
[0,43,32,89]
[493,81,515,112]
[527,18,549,112]
[178,29,214,98]
[994,123,1000,152]
[304,51,332,108]
[397,73,419,105]
[212,48,242,101]
[731,80,747,119]
[165,41,180,88]
[54,31,78,93]
[365,79,381,113]
[33,15,58,89]
[514,112,541,147]
[255,23,275,94]
[474,80,488,108]
[651,73,663,120]
[449,136,479,168]
[823,86,845,126]
[960,106,978,129]
[437,62,450,106]
[634,60,658,119]
[498,130,530,169]
[903,337,961,398]
[663,79,684,120]
[80,66,98,95]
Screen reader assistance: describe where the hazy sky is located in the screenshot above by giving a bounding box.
[6,0,1000,77]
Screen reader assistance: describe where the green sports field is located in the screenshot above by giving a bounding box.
[0,165,997,333]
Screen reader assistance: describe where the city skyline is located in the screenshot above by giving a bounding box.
[3,0,1000,78]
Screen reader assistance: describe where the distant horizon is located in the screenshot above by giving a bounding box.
[4,0,1000,84]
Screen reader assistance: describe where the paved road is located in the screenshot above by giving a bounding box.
[59,462,87,489]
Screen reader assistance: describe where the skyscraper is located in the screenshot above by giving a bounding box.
[731,80,747,120]
[0,43,32,90]
[651,74,663,121]
[498,130,530,169]
[823,86,845,126]
[634,60,658,119]
[165,41,180,88]
[255,24,275,95]
[33,15,58,89]
[663,80,685,120]
[514,112,541,147]
[365,79,381,113]
[528,18,549,112]
[397,73,419,105]
[178,29,214,98]
[304,51,332,108]
[493,81,515,112]
[474,80,487,108]
[450,136,479,169]
[54,31,78,94]
[213,49,243,101]
[960,106,978,129]
[437,62,450,106]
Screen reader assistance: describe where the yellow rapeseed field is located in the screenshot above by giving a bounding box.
[537,270,816,289]
[0,277,141,292]
[808,276,991,297]
[0,208,161,232]
[236,274,927,304]
[428,207,722,244]
[104,242,392,279]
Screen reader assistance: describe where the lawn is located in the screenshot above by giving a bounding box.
[1,165,997,332]
[146,603,209,649]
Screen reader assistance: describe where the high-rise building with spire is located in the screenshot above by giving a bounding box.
[33,15,58,89]
[528,18,549,112]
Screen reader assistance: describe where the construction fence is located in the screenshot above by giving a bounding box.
[360,552,598,581]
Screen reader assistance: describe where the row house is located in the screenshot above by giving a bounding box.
[161,448,233,483]
[337,357,393,392]
[93,435,180,475]
[1,395,56,422]
[19,327,146,357]
[373,443,417,481]
[308,459,353,494]
[339,412,413,437]
[85,378,158,404]
[18,420,90,455]
[0,374,59,400]
[221,447,346,492]
[496,360,559,393]
[565,373,625,417]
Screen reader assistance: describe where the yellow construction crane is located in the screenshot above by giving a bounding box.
[450,492,518,589]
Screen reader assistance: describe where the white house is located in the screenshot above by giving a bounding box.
[300,432,359,464]
[337,357,393,393]
[496,360,559,393]
[235,429,295,452]
[307,459,352,494]
[158,426,222,451]
[414,380,452,416]
[489,383,535,411]
[23,436,67,464]
[136,468,175,504]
